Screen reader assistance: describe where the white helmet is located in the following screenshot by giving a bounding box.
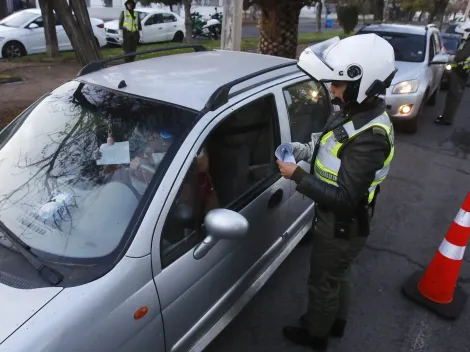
[297,33,397,104]
[455,21,470,40]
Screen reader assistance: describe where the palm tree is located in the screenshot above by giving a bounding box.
[243,0,318,59]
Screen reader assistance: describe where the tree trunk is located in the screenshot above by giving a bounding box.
[316,1,322,32]
[258,3,302,59]
[183,0,192,43]
[38,0,60,58]
[418,11,423,21]
[374,0,384,21]
[0,1,9,20]
[52,0,102,66]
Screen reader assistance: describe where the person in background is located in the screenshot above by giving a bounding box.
[435,23,470,126]
[277,34,396,351]
[119,0,142,63]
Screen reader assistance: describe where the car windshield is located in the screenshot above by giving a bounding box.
[358,31,426,62]
[443,37,460,54]
[0,11,37,28]
[0,81,197,262]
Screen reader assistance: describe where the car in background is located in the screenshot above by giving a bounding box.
[104,8,185,46]
[0,44,334,351]
[0,9,106,59]
[440,32,462,89]
[356,23,448,133]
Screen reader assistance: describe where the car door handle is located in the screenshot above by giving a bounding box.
[268,188,283,209]
[159,27,162,29]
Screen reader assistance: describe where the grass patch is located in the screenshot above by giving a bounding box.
[20,30,346,62]
[0,73,22,84]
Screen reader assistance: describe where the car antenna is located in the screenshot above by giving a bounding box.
[118,80,127,89]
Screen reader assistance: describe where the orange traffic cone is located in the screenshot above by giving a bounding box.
[402,193,470,320]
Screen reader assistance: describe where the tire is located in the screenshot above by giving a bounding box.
[427,84,439,106]
[172,31,184,43]
[2,41,26,59]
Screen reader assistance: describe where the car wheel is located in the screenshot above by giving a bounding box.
[427,84,439,106]
[172,31,184,43]
[2,41,26,59]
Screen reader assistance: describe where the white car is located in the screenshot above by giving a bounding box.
[0,9,107,59]
[104,8,185,46]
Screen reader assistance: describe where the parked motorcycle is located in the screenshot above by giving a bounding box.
[191,12,220,40]
[210,11,223,35]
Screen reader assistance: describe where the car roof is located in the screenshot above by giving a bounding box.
[359,23,430,36]
[24,9,41,15]
[78,50,298,111]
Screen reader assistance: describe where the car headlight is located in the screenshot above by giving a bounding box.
[392,80,419,94]
[446,64,452,71]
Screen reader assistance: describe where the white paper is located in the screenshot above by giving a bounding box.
[96,141,131,166]
[275,143,296,163]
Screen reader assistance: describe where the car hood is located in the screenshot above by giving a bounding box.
[391,61,425,84]
[0,282,62,343]
[0,25,17,35]
[104,20,119,30]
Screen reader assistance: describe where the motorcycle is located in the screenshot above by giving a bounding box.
[210,11,223,35]
[191,12,220,40]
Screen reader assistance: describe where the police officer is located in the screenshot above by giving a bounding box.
[276,34,396,351]
[435,23,470,126]
[119,0,142,63]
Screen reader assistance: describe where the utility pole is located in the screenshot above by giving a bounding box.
[221,0,243,51]
[464,0,470,21]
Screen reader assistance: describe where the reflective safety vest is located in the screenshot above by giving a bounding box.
[450,41,470,70]
[314,112,395,204]
[123,10,139,32]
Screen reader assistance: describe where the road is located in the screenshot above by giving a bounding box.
[205,90,470,352]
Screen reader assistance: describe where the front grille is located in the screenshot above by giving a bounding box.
[106,28,118,34]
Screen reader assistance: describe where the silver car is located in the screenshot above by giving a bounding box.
[0,45,335,351]
[356,23,448,133]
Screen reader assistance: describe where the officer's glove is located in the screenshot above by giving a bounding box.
[119,30,123,43]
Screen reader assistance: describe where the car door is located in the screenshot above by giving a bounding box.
[274,77,332,235]
[151,91,292,352]
[428,32,441,92]
[161,13,179,41]
[22,15,46,54]
[142,13,165,43]
[433,32,446,86]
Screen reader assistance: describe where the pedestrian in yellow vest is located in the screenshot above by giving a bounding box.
[119,0,142,63]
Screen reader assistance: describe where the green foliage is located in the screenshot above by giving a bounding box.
[337,5,358,34]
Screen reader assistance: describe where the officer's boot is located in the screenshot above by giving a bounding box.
[283,326,328,351]
[300,314,346,338]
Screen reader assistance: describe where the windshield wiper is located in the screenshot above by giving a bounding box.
[0,220,64,286]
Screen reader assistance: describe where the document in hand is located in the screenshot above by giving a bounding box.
[275,143,296,163]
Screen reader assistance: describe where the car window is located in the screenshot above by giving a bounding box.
[429,34,436,60]
[443,36,461,54]
[0,81,197,262]
[160,95,281,268]
[145,14,163,25]
[431,33,441,56]
[162,13,177,22]
[30,15,61,28]
[0,11,37,28]
[283,80,330,143]
[357,31,426,62]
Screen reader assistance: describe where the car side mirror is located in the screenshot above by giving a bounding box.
[429,52,449,65]
[193,209,249,260]
[28,23,39,29]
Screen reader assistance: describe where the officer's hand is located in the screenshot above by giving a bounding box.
[277,160,298,179]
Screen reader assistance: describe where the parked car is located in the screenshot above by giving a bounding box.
[440,32,462,89]
[0,44,336,351]
[356,23,448,133]
[104,8,185,46]
[0,9,107,59]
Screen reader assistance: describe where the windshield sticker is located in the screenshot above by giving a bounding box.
[96,141,131,166]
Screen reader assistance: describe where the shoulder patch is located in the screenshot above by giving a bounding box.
[372,127,386,136]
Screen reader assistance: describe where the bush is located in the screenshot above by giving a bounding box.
[336,5,359,34]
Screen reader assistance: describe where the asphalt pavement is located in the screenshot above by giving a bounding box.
[205,90,470,352]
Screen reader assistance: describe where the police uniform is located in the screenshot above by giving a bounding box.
[436,38,470,125]
[281,33,397,352]
[119,0,142,63]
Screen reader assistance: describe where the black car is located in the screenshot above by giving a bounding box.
[440,32,463,89]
